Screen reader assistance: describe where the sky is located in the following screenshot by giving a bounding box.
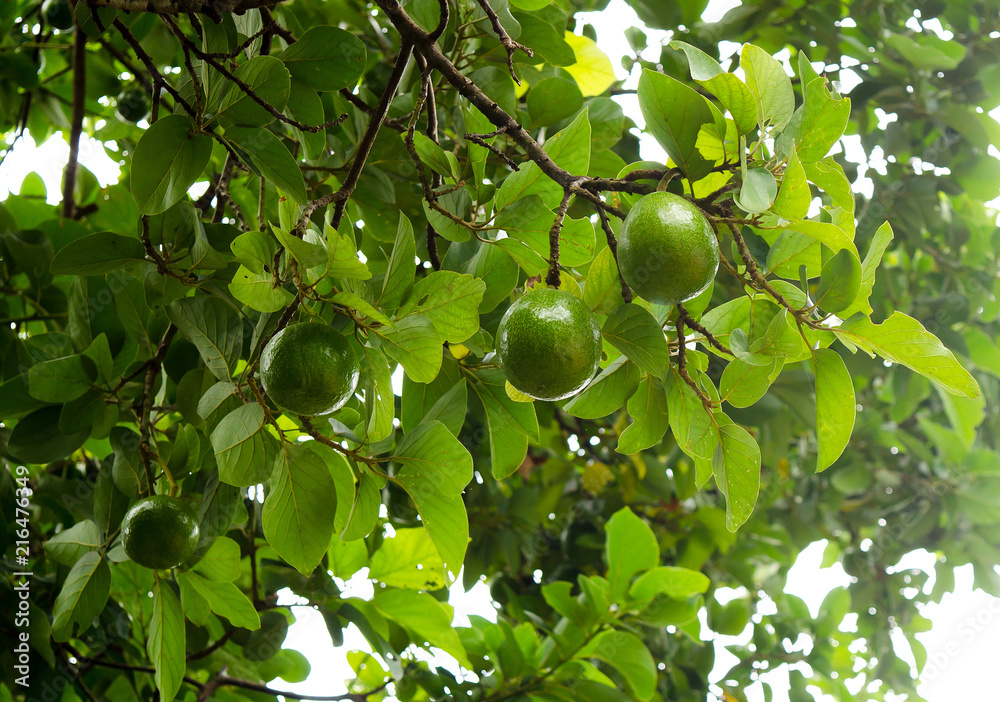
[2,0,1000,700]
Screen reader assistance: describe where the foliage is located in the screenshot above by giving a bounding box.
[0,0,998,700]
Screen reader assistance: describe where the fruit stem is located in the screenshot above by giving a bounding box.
[546,189,574,288]
[677,304,731,356]
[596,207,632,303]
[675,320,715,412]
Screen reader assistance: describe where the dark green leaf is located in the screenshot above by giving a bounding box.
[131,114,213,215]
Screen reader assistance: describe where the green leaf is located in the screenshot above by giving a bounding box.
[376,315,442,383]
[287,79,327,159]
[886,32,967,71]
[787,219,858,258]
[52,552,111,641]
[771,149,810,221]
[229,265,294,312]
[712,416,761,531]
[49,231,147,275]
[794,78,851,162]
[330,292,393,328]
[837,221,892,317]
[7,406,90,464]
[665,369,719,463]
[44,520,102,566]
[469,369,538,479]
[836,312,980,398]
[528,76,584,127]
[328,536,370,580]
[216,56,290,127]
[193,535,241,582]
[341,471,381,541]
[638,69,718,180]
[630,566,710,601]
[27,354,94,402]
[277,26,367,91]
[720,357,781,408]
[495,195,596,267]
[392,421,474,575]
[564,356,641,419]
[148,576,185,702]
[670,41,756,135]
[584,245,626,316]
[211,404,274,486]
[369,527,446,590]
[371,589,469,666]
[496,109,591,210]
[224,127,307,204]
[360,345,394,443]
[131,114,213,215]
[325,228,372,280]
[803,158,854,213]
[464,241,519,313]
[380,214,416,310]
[563,33,617,96]
[398,271,486,343]
[273,225,327,269]
[578,630,656,700]
[602,304,671,378]
[110,426,146,497]
[741,44,794,131]
[167,296,242,380]
[177,570,260,629]
[617,377,669,454]
[815,248,862,314]
[410,131,460,180]
[605,507,659,601]
[814,349,856,472]
[264,442,339,575]
[734,167,777,214]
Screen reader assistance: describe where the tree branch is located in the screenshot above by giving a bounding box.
[61,26,86,219]
[474,0,533,84]
[297,41,414,233]
[85,0,285,15]
[546,188,574,288]
[596,207,632,303]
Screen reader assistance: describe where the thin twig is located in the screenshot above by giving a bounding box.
[474,0,533,84]
[677,303,732,355]
[298,42,414,233]
[546,188,574,288]
[596,207,632,302]
[61,26,86,219]
[675,318,714,412]
[465,126,519,170]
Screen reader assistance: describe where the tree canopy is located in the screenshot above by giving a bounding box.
[1,0,999,700]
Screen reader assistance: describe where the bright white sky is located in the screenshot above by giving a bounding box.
[3,0,1000,699]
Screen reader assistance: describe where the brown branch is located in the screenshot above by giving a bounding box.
[162,16,348,133]
[675,318,714,412]
[137,325,178,490]
[596,207,632,303]
[677,303,732,356]
[84,0,285,14]
[429,0,449,41]
[546,188,574,288]
[113,19,198,119]
[298,416,378,465]
[298,42,414,233]
[474,0,532,84]
[61,26,86,219]
[186,629,234,661]
[465,126,519,170]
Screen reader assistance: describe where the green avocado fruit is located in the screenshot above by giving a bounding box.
[116,88,151,123]
[496,288,602,401]
[617,191,719,305]
[260,323,360,416]
[42,0,74,30]
[121,495,200,570]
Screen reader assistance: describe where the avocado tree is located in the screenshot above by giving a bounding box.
[1,0,998,700]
